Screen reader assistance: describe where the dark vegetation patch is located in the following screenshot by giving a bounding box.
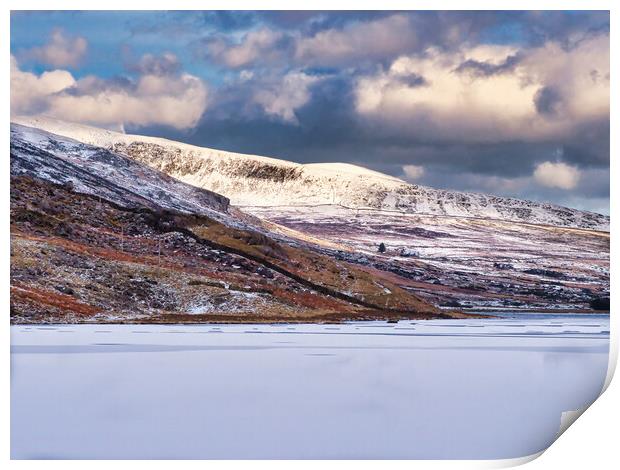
[522,269,567,279]
[589,297,610,311]
[118,142,303,183]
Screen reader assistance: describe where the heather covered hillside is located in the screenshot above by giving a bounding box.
[10,124,454,323]
[10,121,609,317]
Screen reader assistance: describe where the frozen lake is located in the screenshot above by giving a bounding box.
[11,314,610,459]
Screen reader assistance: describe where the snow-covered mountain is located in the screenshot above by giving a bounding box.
[11,121,447,322]
[10,123,230,219]
[12,116,609,231]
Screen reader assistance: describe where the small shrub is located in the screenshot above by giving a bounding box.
[589,297,610,310]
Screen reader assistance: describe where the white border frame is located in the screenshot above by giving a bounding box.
[2,2,616,468]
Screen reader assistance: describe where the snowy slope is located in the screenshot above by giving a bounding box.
[10,123,230,218]
[12,116,609,231]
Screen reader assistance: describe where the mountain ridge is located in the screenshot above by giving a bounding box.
[12,115,609,231]
[11,122,459,323]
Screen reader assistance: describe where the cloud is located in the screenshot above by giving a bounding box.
[202,28,287,68]
[353,33,609,142]
[521,34,609,121]
[193,14,418,70]
[10,54,208,130]
[196,14,429,71]
[190,11,610,75]
[23,28,87,68]
[533,161,581,189]
[106,11,609,213]
[533,86,563,115]
[410,165,607,213]
[294,14,417,66]
[198,11,259,31]
[454,53,522,77]
[252,71,320,123]
[10,56,76,115]
[127,52,181,76]
[402,164,425,181]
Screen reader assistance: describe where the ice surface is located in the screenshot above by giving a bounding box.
[11,314,609,459]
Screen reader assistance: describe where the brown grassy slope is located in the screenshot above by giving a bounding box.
[11,175,450,323]
[188,221,438,313]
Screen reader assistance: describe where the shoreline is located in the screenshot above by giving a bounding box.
[11,309,609,326]
[462,308,609,314]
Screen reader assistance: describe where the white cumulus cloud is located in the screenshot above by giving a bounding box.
[294,14,417,66]
[253,71,319,123]
[10,56,76,115]
[23,28,88,68]
[206,28,285,68]
[353,34,609,142]
[10,54,208,130]
[533,161,581,190]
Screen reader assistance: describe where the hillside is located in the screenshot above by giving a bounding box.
[10,123,456,323]
[250,205,609,311]
[12,116,609,231]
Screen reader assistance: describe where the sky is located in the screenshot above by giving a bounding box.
[10,11,610,214]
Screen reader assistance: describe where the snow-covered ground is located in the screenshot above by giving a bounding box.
[12,116,609,231]
[10,123,230,219]
[247,205,610,310]
[11,315,609,459]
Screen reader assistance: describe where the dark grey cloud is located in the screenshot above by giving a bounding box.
[455,53,522,77]
[254,11,399,34]
[559,120,610,168]
[411,165,609,214]
[63,75,134,96]
[534,86,563,116]
[396,73,428,88]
